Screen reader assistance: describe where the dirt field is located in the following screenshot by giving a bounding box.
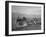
[12,18,41,31]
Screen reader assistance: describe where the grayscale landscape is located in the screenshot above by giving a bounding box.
[12,6,41,31]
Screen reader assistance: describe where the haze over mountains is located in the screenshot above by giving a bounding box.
[12,6,41,18]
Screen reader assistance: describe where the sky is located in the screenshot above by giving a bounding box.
[12,5,41,18]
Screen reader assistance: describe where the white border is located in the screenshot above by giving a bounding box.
[9,3,44,35]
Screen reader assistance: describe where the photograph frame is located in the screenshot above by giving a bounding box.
[5,1,45,36]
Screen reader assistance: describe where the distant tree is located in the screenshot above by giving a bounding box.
[33,17,38,21]
[16,16,21,22]
[23,17,26,21]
